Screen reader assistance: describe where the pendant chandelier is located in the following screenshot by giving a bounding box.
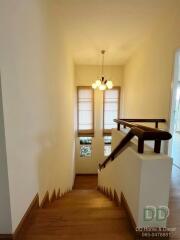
[92,50,113,90]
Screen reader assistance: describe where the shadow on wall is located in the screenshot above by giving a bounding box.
[0,75,12,233]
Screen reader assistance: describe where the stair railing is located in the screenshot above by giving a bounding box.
[99,119,171,170]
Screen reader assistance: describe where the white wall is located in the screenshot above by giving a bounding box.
[122,1,180,131]
[98,129,172,228]
[75,65,123,173]
[0,0,75,233]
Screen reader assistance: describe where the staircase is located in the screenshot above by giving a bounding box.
[18,175,134,240]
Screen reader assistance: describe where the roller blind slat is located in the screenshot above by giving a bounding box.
[103,88,120,134]
[77,87,94,136]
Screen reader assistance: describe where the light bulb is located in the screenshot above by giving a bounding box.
[99,84,106,91]
[92,83,97,89]
[106,80,113,89]
[96,79,101,87]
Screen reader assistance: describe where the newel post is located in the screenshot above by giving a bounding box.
[138,138,144,153]
[154,140,161,153]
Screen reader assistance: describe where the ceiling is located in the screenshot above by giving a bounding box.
[57,0,174,65]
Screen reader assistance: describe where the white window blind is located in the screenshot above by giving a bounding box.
[103,87,120,135]
[77,87,94,136]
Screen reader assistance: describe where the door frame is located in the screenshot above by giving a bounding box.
[168,49,180,156]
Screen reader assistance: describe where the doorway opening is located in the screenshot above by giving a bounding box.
[169,50,180,167]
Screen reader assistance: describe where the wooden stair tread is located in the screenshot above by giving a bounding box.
[17,176,134,240]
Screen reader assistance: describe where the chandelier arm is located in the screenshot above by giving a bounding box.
[92,50,113,90]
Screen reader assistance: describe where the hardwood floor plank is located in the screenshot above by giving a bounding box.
[16,168,180,240]
[17,175,134,240]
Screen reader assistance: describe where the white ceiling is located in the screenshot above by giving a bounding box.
[58,0,173,65]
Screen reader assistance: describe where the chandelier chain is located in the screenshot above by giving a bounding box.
[92,50,113,90]
[101,50,105,77]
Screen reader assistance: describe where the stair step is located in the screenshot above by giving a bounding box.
[32,208,127,221]
[17,178,134,240]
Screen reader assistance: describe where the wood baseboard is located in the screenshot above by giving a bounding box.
[50,190,56,203]
[0,234,13,240]
[76,173,98,176]
[121,193,170,239]
[109,189,114,200]
[13,194,39,239]
[121,193,136,230]
[56,188,60,199]
[40,191,49,208]
[98,186,170,239]
[1,188,69,239]
[114,190,120,206]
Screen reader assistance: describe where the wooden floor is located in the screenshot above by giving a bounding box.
[17,168,180,240]
[73,174,98,189]
[18,175,134,240]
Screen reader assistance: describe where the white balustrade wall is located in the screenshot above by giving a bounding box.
[98,129,172,228]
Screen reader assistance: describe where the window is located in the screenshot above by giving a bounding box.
[80,137,92,157]
[103,87,120,135]
[104,136,112,156]
[77,87,94,137]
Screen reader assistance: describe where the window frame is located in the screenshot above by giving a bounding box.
[103,87,121,136]
[77,86,94,137]
[104,136,112,157]
[79,137,92,158]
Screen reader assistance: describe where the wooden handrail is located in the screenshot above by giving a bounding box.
[114,118,166,129]
[99,119,171,171]
[99,130,135,170]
